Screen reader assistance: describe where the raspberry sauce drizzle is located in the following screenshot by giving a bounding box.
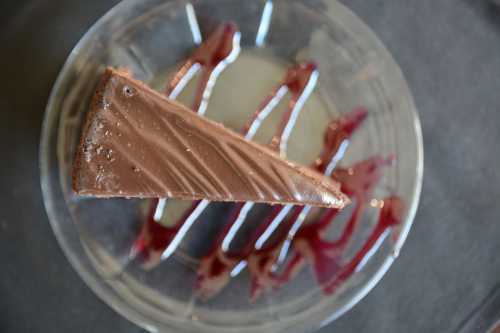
[132,61,319,267]
[321,195,405,294]
[247,156,398,300]
[273,156,396,292]
[166,22,241,114]
[195,108,369,300]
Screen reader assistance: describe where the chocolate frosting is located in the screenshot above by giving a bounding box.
[72,68,349,208]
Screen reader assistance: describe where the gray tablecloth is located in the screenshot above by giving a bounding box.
[1,1,500,332]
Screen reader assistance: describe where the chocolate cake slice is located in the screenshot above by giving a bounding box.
[72,68,349,208]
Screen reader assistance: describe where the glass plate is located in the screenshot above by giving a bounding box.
[40,0,423,332]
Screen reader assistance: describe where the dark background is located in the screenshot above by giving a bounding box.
[1,1,500,332]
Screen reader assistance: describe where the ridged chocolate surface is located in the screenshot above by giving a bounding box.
[72,68,349,208]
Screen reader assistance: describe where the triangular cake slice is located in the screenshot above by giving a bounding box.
[72,68,349,208]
